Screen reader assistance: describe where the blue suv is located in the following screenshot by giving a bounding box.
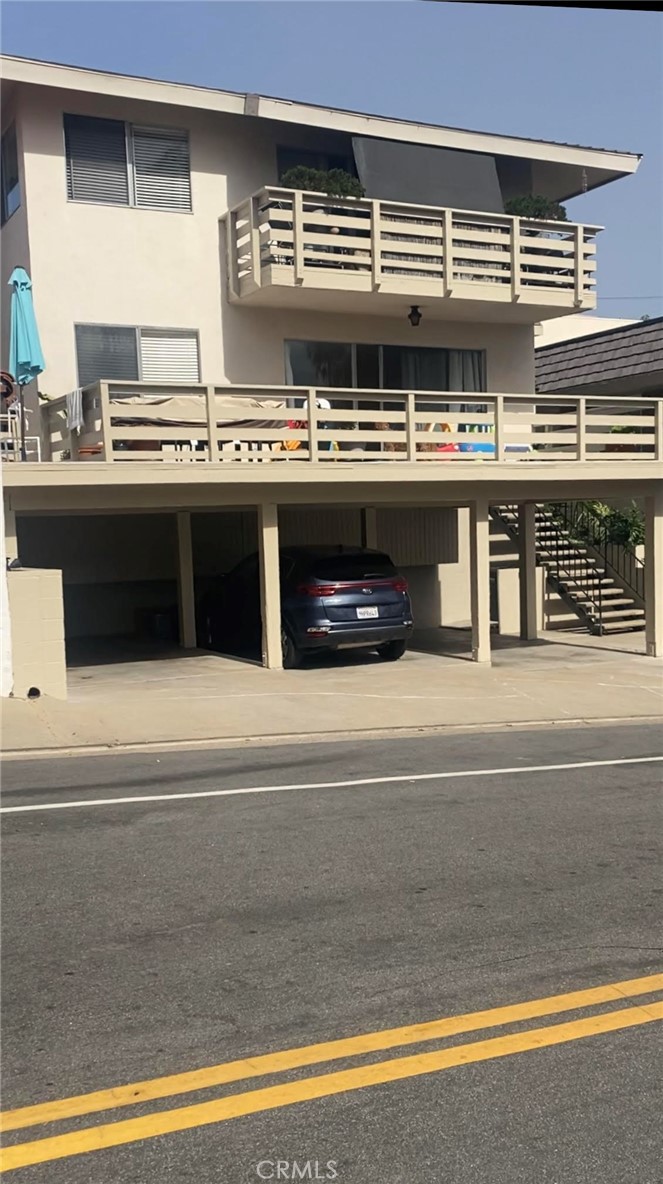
[200,546,414,668]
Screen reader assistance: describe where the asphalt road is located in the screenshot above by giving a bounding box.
[2,723,662,1182]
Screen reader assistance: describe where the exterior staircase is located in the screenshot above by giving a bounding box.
[491,504,646,636]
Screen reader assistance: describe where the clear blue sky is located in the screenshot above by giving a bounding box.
[2,2,662,320]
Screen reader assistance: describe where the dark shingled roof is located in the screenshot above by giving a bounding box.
[536,316,663,393]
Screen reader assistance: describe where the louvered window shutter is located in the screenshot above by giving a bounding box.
[75,326,139,386]
[139,330,200,381]
[132,127,192,211]
[65,115,129,205]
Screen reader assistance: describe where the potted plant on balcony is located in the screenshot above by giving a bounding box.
[279,168,367,272]
[504,195,568,221]
[280,166,364,199]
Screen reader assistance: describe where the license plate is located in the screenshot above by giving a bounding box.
[356,606,379,619]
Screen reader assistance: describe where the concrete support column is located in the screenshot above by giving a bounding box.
[361,507,378,550]
[644,491,663,658]
[258,502,283,670]
[176,511,197,649]
[518,502,539,641]
[440,506,470,627]
[469,499,491,664]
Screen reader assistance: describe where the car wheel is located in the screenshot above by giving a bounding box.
[282,629,302,670]
[376,639,407,661]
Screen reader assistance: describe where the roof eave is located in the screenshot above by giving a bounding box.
[0,54,642,180]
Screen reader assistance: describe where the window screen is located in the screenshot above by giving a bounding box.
[75,325,139,386]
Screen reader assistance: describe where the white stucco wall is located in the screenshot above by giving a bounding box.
[10,84,535,397]
[222,307,535,392]
[535,315,637,348]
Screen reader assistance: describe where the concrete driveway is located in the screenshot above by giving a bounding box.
[2,628,660,754]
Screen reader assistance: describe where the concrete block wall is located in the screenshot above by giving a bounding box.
[7,568,67,699]
[496,567,544,636]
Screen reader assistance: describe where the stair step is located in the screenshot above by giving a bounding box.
[599,621,646,634]
[586,596,638,605]
[595,608,646,619]
[554,569,611,576]
[538,544,589,554]
[573,595,636,607]
[543,555,600,565]
[556,576,615,584]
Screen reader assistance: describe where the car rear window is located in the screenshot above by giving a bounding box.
[309,553,398,581]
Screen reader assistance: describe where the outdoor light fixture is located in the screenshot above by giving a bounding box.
[408,305,422,327]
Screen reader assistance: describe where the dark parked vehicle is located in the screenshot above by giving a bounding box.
[199,546,414,668]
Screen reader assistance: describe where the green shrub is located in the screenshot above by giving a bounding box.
[504,195,568,221]
[280,166,364,199]
[550,499,645,550]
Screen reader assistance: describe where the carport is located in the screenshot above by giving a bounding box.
[4,458,661,702]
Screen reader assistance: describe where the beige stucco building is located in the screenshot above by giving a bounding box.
[1,55,661,697]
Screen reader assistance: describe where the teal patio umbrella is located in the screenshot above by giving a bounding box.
[8,266,45,461]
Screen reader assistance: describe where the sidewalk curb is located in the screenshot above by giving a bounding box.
[3,714,661,761]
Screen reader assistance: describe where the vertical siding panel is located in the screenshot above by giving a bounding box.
[376,508,458,566]
[279,509,362,547]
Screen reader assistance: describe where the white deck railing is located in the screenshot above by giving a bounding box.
[226,188,600,307]
[36,381,662,466]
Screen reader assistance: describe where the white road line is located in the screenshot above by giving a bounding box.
[1,756,661,815]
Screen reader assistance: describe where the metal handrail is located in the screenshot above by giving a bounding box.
[495,503,605,632]
[544,512,603,629]
[548,501,645,601]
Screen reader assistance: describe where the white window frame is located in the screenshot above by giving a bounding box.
[74,323,201,387]
[64,115,192,213]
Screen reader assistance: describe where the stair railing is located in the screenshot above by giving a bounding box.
[545,513,604,632]
[492,503,604,633]
[548,501,645,601]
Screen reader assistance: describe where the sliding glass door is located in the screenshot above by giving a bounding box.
[284,341,487,452]
[285,341,485,398]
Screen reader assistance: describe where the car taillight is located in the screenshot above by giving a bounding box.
[391,579,408,592]
[297,584,338,597]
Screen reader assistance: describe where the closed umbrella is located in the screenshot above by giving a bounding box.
[8,266,45,461]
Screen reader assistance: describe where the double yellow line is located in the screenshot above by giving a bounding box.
[2,972,662,1172]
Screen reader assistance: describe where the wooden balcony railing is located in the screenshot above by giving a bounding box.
[36,381,662,466]
[226,188,601,309]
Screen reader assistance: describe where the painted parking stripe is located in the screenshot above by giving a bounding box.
[1,755,662,815]
[2,1002,661,1173]
[2,973,662,1134]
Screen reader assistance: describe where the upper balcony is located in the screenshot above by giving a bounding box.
[225,188,601,324]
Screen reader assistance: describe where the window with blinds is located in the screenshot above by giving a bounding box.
[65,116,130,205]
[139,330,200,381]
[75,325,139,386]
[64,115,191,211]
[75,326,200,386]
[132,127,191,211]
